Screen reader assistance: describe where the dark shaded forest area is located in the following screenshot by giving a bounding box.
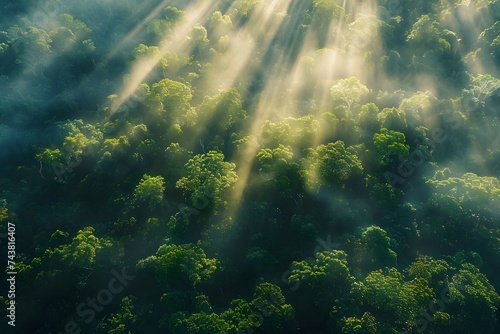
[1,0,500,333]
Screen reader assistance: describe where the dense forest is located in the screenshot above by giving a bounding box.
[1,0,500,333]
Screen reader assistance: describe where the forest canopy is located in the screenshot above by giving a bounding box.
[0,0,499,333]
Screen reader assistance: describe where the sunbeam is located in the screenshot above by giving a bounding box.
[3,1,500,333]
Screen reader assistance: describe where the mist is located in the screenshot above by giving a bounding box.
[1,0,499,333]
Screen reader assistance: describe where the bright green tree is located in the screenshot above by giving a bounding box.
[137,243,219,291]
[330,77,369,111]
[304,141,363,189]
[176,150,237,211]
[373,128,409,165]
[133,174,166,207]
[257,145,305,198]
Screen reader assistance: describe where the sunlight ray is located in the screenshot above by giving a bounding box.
[109,0,220,114]
[182,0,294,152]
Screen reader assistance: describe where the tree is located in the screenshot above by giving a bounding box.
[340,312,379,334]
[446,263,500,333]
[260,115,319,149]
[131,43,168,72]
[462,74,500,113]
[310,0,346,46]
[196,89,246,147]
[330,77,369,111]
[147,6,184,41]
[137,243,219,291]
[190,24,210,57]
[357,103,381,136]
[303,141,363,189]
[422,172,500,254]
[478,21,500,66]
[377,107,407,133]
[173,312,233,334]
[29,227,113,293]
[164,143,193,185]
[133,174,166,207]
[357,267,434,330]
[97,296,138,334]
[49,27,76,54]
[208,10,232,39]
[247,282,298,333]
[426,172,500,220]
[408,256,453,292]
[148,78,193,122]
[46,227,109,270]
[359,226,397,272]
[406,15,462,79]
[176,150,237,212]
[257,145,305,198]
[287,250,354,328]
[399,92,430,127]
[235,0,261,23]
[372,128,409,165]
[368,178,403,210]
[219,282,297,333]
[347,15,381,55]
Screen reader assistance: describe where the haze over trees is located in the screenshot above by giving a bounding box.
[0,0,499,333]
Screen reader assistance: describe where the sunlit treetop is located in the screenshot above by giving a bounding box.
[356,267,434,323]
[427,172,500,215]
[260,115,320,149]
[311,0,346,29]
[133,174,166,207]
[147,6,185,41]
[208,10,232,32]
[303,140,363,189]
[176,150,238,211]
[330,76,369,111]
[373,128,410,165]
[137,242,220,290]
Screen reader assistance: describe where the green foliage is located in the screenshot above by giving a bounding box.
[137,243,219,291]
[373,128,410,165]
[235,0,261,21]
[408,256,452,291]
[196,89,246,142]
[377,107,407,132]
[98,297,137,334]
[406,14,461,74]
[133,174,166,207]
[260,115,319,149]
[288,250,354,296]
[34,227,110,273]
[426,172,500,217]
[209,11,232,32]
[347,15,381,53]
[4,1,500,333]
[463,74,500,111]
[311,0,347,29]
[330,77,370,111]
[132,44,168,69]
[148,78,193,119]
[36,148,64,165]
[304,141,363,189]
[358,267,434,325]
[147,6,184,40]
[448,263,500,332]
[360,226,397,270]
[257,145,305,198]
[176,150,237,211]
[341,312,379,334]
[358,103,381,134]
[0,199,8,223]
[172,312,232,334]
